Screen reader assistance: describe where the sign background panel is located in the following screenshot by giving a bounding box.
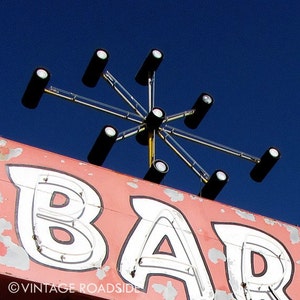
[0,137,299,300]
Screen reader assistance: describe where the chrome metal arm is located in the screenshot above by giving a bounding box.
[103,71,148,117]
[116,125,146,141]
[163,109,195,123]
[148,72,155,112]
[158,130,210,183]
[44,86,143,124]
[164,125,260,163]
[147,73,156,166]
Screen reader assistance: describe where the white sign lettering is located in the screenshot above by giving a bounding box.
[118,197,214,300]
[6,165,295,299]
[8,165,107,270]
[214,223,293,300]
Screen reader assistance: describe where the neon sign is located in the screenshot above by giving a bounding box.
[0,138,299,299]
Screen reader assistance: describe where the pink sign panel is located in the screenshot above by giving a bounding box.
[0,137,299,299]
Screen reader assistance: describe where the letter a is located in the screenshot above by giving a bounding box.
[119,197,214,300]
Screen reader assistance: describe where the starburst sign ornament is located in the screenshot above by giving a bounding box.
[21,49,280,199]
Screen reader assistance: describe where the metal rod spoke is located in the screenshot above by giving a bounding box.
[148,130,155,167]
[164,125,260,163]
[148,72,155,112]
[163,109,195,123]
[158,129,210,183]
[103,71,148,117]
[116,125,146,141]
[45,87,143,124]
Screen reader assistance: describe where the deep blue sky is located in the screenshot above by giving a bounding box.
[1,1,299,225]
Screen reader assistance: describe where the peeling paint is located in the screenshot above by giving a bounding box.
[0,193,3,203]
[228,276,240,297]
[214,290,235,300]
[220,208,225,213]
[297,260,300,265]
[0,218,29,270]
[164,188,184,202]
[190,194,203,202]
[208,248,226,264]
[127,182,139,189]
[0,140,22,161]
[96,265,111,280]
[190,194,198,200]
[232,208,255,222]
[127,178,140,189]
[152,281,178,300]
[264,218,282,226]
[0,140,7,147]
[284,225,300,244]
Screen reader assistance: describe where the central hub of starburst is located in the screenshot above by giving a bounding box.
[136,107,165,146]
[145,107,165,130]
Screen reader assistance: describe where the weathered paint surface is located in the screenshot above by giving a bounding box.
[0,137,299,300]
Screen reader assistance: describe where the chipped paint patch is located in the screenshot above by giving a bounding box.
[0,140,8,147]
[220,208,226,213]
[164,188,184,202]
[214,290,234,300]
[190,194,203,202]
[190,194,198,200]
[127,178,140,189]
[297,260,300,265]
[232,208,256,222]
[0,193,3,203]
[228,276,240,297]
[127,182,138,189]
[264,218,282,226]
[208,248,226,264]
[0,140,22,161]
[284,225,300,244]
[152,281,178,300]
[96,265,111,280]
[0,218,29,270]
